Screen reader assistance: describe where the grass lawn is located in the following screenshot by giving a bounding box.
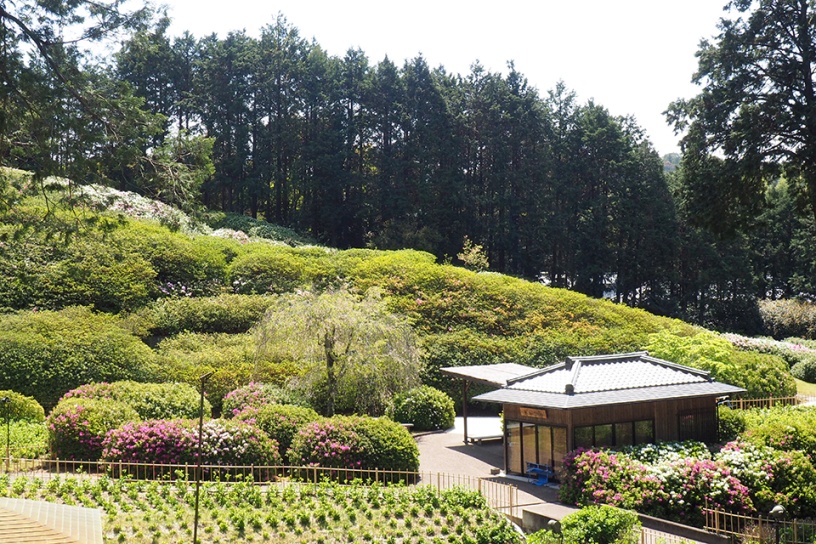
[0,474,521,544]
[796,378,816,397]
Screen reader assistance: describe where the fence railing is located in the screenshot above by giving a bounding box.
[727,396,802,410]
[705,507,816,543]
[0,457,518,518]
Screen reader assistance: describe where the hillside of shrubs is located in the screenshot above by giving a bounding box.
[0,175,814,476]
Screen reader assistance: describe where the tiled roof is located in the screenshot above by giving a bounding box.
[472,351,746,408]
[440,363,538,387]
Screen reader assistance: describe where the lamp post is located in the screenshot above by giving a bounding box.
[769,504,786,544]
[192,371,214,544]
[0,397,9,473]
[548,519,563,544]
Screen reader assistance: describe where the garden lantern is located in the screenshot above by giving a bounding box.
[0,397,9,472]
[770,504,786,544]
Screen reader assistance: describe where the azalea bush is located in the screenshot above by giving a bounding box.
[0,307,159,410]
[234,404,320,458]
[47,398,140,460]
[101,418,281,467]
[560,446,754,526]
[287,419,365,470]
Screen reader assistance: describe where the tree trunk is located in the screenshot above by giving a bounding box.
[323,330,336,417]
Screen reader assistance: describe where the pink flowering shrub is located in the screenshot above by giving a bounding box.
[47,398,140,460]
[287,420,365,469]
[560,448,753,527]
[559,449,663,512]
[222,382,281,417]
[101,418,281,466]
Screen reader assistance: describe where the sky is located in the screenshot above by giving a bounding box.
[161,0,729,156]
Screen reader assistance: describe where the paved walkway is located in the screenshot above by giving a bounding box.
[416,417,716,543]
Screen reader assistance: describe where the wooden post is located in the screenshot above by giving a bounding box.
[462,380,470,444]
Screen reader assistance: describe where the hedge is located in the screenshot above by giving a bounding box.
[0,307,159,410]
[60,380,210,420]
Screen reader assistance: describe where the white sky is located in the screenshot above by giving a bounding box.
[162,0,728,156]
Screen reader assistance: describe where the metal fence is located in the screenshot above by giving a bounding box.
[640,527,701,543]
[705,507,816,543]
[0,457,519,518]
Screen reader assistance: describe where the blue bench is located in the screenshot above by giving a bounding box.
[525,462,553,486]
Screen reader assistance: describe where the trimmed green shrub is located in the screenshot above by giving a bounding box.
[0,390,45,422]
[47,398,140,460]
[204,211,315,246]
[102,418,282,466]
[791,356,816,382]
[343,416,420,472]
[126,294,276,337]
[235,404,321,457]
[227,245,335,295]
[0,307,160,410]
[554,505,641,544]
[741,405,816,453]
[390,386,455,431]
[60,380,210,420]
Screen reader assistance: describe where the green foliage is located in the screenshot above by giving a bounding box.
[645,330,796,398]
[0,307,159,410]
[718,406,746,443]
[222,383,311,418]
[255,288,422,417]
[457,236,489,272]
[791,355,816,382]
[0,390,45,422]
[741,405,816,454]
[559,505,641,544]
[234,404,321,458]
[61,380,210,420]
[342,415,420,472]
[154,332,300,415]
[226,244,336,294]
[389,386,455,432]
[7,421,48,459]
[126,293,276,337]
[204,211,315,246]
[46,398,140,460]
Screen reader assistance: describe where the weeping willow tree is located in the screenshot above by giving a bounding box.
[253,288,421,416]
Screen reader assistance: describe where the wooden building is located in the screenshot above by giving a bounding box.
[444,352,745,478]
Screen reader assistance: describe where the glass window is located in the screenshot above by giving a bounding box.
[574,426,593,449]
[537,425,553,466]
[522,423,537,470]
[595,424,614,448]
[507,422,522,474]
[552,427,567,472]
[615,422,633,447]
[634,420,654,444]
